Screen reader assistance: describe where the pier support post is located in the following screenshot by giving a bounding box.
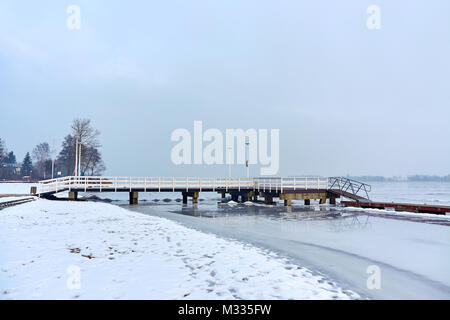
[329,197,336,205]
[284,199,292,207]
[231,192,239,202]
[69,191,78,200]
[129,191,138,205]
[264,195,273,205]
[182,191,199,204]
[304,199,310,205]
[192,192,199,204]
[319,197,327,205]
[221,193,226,199]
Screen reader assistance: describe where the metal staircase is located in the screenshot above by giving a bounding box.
[328,177,371,201]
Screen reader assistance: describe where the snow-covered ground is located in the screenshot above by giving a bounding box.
[0,199,359,299]
[0,183,34,195]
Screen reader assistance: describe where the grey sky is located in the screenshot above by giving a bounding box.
[1,1,449,177]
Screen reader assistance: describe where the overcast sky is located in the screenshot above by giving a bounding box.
[1,1,449,177]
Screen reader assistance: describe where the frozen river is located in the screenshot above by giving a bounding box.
[120,181,450,299]
[123,201,449,299]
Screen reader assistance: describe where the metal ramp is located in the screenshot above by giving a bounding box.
[328,177,371,201]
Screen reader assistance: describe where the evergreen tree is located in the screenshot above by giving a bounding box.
[0,138,6,164]
[21,152,33,177]
[5,151,16,165]
[56,135,76,176]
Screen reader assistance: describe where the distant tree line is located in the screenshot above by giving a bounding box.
[348,175,450,182]
[0,119,105,181]
[407,175,450,182]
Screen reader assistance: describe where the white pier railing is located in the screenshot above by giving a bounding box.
[254,177,329,193]
[36,176,330,196]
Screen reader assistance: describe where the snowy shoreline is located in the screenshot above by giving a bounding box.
[0,199,359,300]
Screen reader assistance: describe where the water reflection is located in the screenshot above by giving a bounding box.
[169,201,372,233]
[328,214,371,232]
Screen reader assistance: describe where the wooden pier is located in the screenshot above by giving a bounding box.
[341,200,450,215]
[32,176,450,215]
[34,176,370,206]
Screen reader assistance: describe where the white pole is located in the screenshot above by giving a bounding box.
[78,142,82,177]
[227,146,232,178]
[245,139,249,178]
[74,138,78,177]
[51,140,55,179]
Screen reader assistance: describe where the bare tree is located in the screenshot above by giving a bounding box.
[71,118,101,149]
[32,142,51,179]
[82,147,106,175]
[58,119,106,176]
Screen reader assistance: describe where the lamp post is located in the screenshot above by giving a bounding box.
[245,138,249,178]
[51,140,55,179]
[78,141,82,177]
[74,138,78,177]
[74,138,82,177]
[227,146,232,178]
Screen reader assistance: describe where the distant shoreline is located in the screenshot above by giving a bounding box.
[348,175,450,183]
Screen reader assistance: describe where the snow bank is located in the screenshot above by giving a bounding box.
[0,199,358,300]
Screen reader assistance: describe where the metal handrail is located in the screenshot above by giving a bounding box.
[328,177,371,199]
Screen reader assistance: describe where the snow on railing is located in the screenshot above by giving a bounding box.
[36,176,330,196]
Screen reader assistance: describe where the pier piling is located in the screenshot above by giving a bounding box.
[264,195,273,205]
[192,192,199,204]
[129,192,138,205]
[69,191,78,200]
